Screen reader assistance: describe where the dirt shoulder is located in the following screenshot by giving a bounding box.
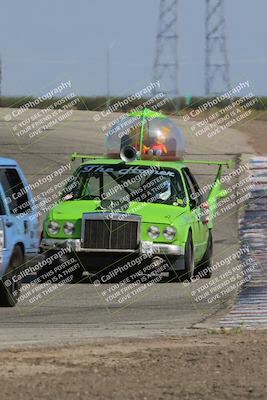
[0,331,266,400]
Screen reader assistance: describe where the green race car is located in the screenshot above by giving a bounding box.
[40,109,230,282]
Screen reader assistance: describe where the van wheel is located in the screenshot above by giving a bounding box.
[195,230,213,279]
[0,245,24,307]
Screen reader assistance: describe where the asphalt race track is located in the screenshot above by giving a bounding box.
[0,108,254,348]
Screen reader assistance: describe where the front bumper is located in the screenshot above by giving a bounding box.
[40,238,184,256]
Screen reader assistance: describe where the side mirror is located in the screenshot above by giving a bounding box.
[173,198,187,207]
[217,188,229,199]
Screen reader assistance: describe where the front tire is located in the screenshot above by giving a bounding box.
[195,230,213,279]
[0,245,24,307]
[183,231,194,280]
[169,231,194,281]
[37,251,83,283]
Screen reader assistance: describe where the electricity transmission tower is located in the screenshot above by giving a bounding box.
[153,0,179,101]
[205,0,230,95]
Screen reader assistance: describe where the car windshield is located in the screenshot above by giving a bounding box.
[62,164,184,206]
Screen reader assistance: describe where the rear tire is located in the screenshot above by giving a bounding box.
[0,245,24,307]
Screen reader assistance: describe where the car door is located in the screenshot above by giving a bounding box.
[181,168,208,261]
[0,166,39,255]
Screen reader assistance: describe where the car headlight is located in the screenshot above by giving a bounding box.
[163,226,176,241]
[47,221,60,235]
[147,225,160,240]
[64,222,75,235]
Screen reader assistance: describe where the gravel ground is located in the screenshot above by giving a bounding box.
[0,330,266,400]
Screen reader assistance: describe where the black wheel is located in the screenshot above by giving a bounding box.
[195,230,213,279]
[169,231,194,281]
[0,245,24,307]
[183,231,194,280]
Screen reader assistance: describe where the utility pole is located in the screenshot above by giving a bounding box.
[153,0,179,105]
[205,0,231,95]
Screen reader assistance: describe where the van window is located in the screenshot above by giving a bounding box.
[0,168,32,214]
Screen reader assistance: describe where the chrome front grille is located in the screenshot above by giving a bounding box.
[82,213,141,251]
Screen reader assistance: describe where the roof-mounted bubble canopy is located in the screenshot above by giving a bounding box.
[105,108,185,162]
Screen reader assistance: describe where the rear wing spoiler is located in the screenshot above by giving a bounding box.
[183,159,233,169]
[71,152,233,172]
[183,159,233,184]
[71,152,105,162]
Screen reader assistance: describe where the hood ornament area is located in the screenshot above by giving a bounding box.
[100,198,130,212]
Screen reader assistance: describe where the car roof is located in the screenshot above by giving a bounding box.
[0,156,18,167]
[80,158,185,171]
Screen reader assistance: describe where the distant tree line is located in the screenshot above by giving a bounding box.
[0,95,266,113]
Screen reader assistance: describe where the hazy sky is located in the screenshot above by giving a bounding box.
[0,0,266,97]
